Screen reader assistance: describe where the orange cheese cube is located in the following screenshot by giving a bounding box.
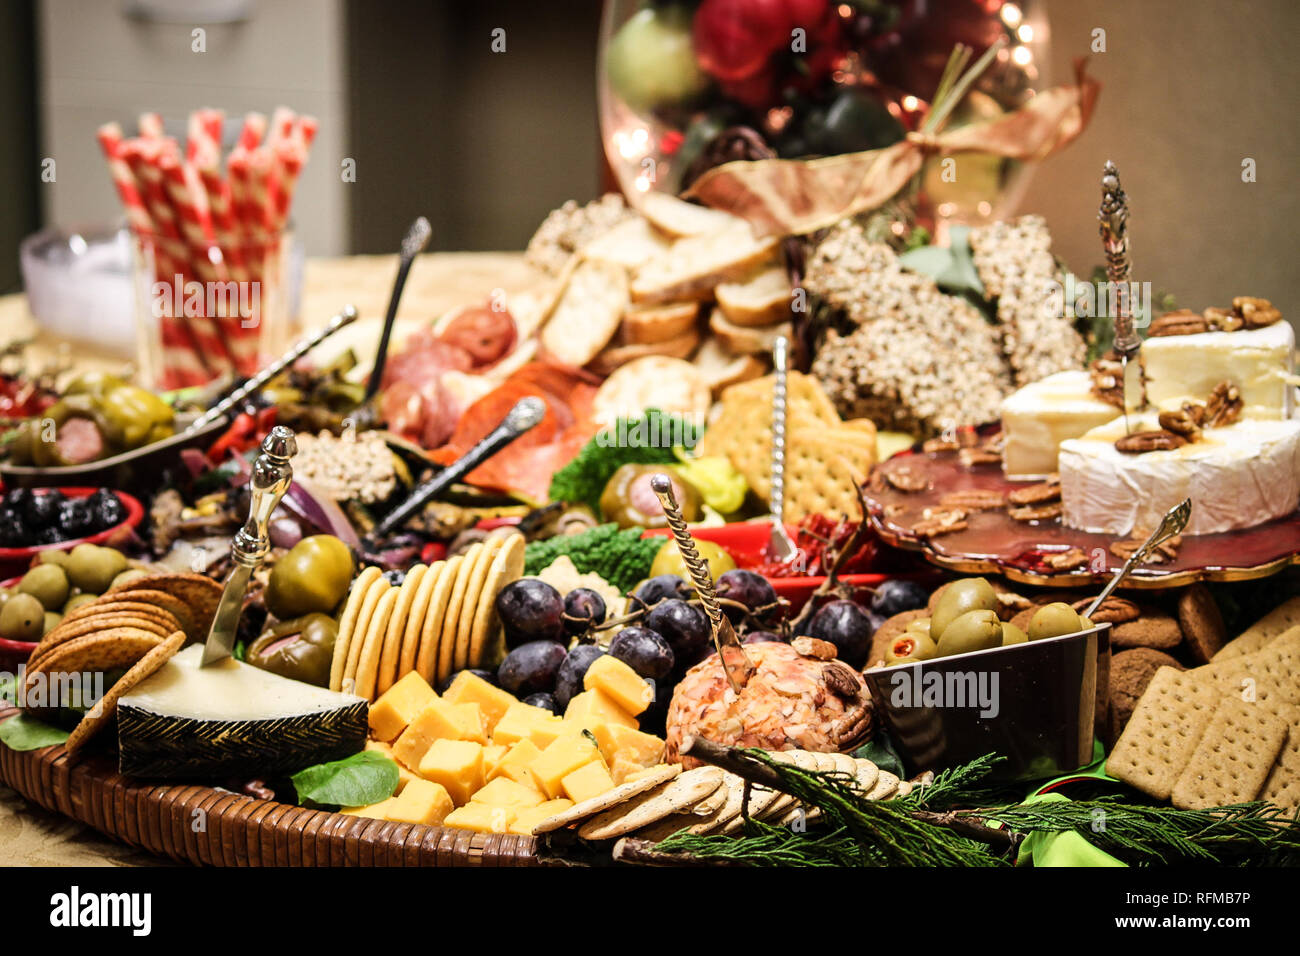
[492,701,565,748]
[470,776,545,809]
[443,671,519,734]
[610,756,644,785]
[416,739,485,805]
[508,799,574,836]
[340,797,399,820]
[483,743,509,777]
[364,739,421,793]
[392,699,486,767]
[561,760,616,803]
[368,671,438,741]
[530,730,603,799]
[444,803,515,834]
[582,655,653,716]
[563,689,637,731]
[385,778,455,825]
[606,725,666,767]
[490,739,543,786]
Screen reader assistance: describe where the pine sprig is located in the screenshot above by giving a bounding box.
[896,753,1005,810]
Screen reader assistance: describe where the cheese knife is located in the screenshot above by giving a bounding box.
[1098,161,1139,434]
[201,426,299,666]
[1083,497,1191,619]
[365,216,433,401]
[768,336,800,564]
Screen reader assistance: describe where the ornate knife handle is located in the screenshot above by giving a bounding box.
[233,426,298,569]
[1098,161,1138,356]
[771,336,789,523]
[1085,498,1191,618]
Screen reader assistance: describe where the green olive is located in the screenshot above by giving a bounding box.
[0,587,12,612]
[38,550,70,568]
[904,617,932,637]
[885,630,938,665]
[1001,621,1029,645]
[935,609,1003,657]
[66,544,128,594]
[63,593,98,614]
[0,593,45,642]
[1078,615,1094,630]
[42,612,62,635]
[1028,602,1082,641]
[930,577,998,642]
[19,564,70,611]
[266,535,356,619]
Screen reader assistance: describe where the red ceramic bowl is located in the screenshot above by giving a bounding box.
[0,487,144,579]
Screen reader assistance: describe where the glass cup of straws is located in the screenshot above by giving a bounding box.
[130,228,294,390]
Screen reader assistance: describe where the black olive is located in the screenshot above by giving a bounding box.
[87,489,127,530]
[25,491,63,529]
[58,498,96,538]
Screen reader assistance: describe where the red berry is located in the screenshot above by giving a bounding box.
[693,0,789,81]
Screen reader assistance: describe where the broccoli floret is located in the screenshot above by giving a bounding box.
[547,409,700,515]
[523,523,663,593]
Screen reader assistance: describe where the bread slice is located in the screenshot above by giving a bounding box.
[715,266,792,327]
[631,226,780,304]
[640,193,746,237]
[586,327,700,377]
[692,336,768,397]
[708,307,791,355]
[621,301,700,345]
[540,259,628,367]
[580,216,670,270]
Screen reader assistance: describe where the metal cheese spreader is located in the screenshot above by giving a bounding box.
[1083,498,1191,619]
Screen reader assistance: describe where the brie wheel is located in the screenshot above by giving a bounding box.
[1142,321,1296,420]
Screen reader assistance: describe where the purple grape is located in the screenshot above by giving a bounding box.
[554,644,606,711]
[631,574,689,609]
[644,599,711,666]
[871,579,929,617]
[742,630,784,644]
[809,599,875,669]
[497,640,568,697]
[496,578,566,647]
[563,587,607,636]
[608,626,675,680]
[522,691,558,715]
[716,569,778,623]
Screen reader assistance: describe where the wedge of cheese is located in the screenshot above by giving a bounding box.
[116,645,367,779]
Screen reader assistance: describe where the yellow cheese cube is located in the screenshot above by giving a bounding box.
[340,797,399,820]
[582,654,653,716]
[561,760,616,803]
[385,778,455,825]
[492,701,565,748]
[563,689,637,731]
[490,739,543,786]
[530,730,603,799]
[508,799,574,836]
[610,756,644,785]
[483,743,508,778]
[365,739,421,793]
[444,803,515,835]
[367,671,438,741]
[443,671,519,734]
[606,725,666,767]
[416,739,485,805]
[470,776,545,809]
[392,699,487,767]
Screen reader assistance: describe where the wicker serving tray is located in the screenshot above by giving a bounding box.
[0,742,552,867]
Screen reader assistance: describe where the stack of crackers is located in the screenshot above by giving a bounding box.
[329,530,525,701]
[1107,595,1300,812]
[527,193,787,393]
[695,371,878,522]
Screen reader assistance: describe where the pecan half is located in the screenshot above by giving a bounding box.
[1233,296,1281,329]
[959,447,1002,468]
[1071,595,1140,624]
[1115,430,1186,453]
[884,465,930,493]
[1181,401,1207,426]
[1009,502,1062,522]
[1148,310,1209,337]
[939,489,1006,510]
[1089,357,1127,408]
[1111,533,1182,564]
[1157,409,1202,441]
[911,508,968,537]
[1008,477,1061,506]
[922,437,959,454]
[1044,547,1088,571]
[822,661,861,697]
[1203,306,1244,332]
[1204,381,1243,427]
[792,636,838,661]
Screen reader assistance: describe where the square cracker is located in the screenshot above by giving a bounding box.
[1261,716,1300,813]
[1213,597,1300,661]
[1171,698,1289,810]
[1106,667,1220,800]
[784,446,862,523]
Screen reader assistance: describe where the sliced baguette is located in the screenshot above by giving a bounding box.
[586,327,700,377]
[708,307,791,355]
[631,226,780,304]
[640,192,746,237]
[580,216,670,270]
[715,266,793,327]
[692,336,768,396]
[621,301,700,345]
[540,259,629,367]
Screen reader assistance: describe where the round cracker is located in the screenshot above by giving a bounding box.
[84,589,195,640]
[30,615,174,670]
[377,564,427,696]
[330,566,383,691]
[591,356,711,427]
[439,543,485,684]
[63,600,182,633]
[107,574,219,635]
[417,554,463,685]
[454,537,504,673]
[401,560,444,679]
[23,629,164,708]
[578,766,725,840]
[864,770,899,801]
[344,575,391,688]
[354,586,398,702]
[532,763,682,834]
[65,630,186,753]
[468,532,526,670]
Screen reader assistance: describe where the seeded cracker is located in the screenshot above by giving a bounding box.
[1106,667,1219,800]
[1170,698,1288,810]
[1213,596,1300,661]
[65,630,186,753]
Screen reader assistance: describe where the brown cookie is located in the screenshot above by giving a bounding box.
[1110,609,1183,651]
[1177,583,1226,665]
[1072,595,1140,625]
[867,609,928,668]
[1109,648,1184,739]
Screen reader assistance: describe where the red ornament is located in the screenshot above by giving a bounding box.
[693,0,790,81]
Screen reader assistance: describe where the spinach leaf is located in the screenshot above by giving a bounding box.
[0,713,70,751]
[291,750,399,808]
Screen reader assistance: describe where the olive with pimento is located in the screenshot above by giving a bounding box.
[245,613,338,686]
[265,534,355,619]
[29,394,124,468]
[599,464,700,530]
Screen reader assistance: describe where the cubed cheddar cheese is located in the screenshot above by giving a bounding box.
[492,701,565,749]
[443,671,518,734]
[444,803,515,834]
[530,730,603,799]
[367,671,438,741]
[561,759,616,803]
[490,739,543,787]
[610,756,645,785]
[392,699,487,767]
[605,725,666,768]
[341,797,399,820]
[483,743,508,778]
[508,799,574,836]
[417,739,485,805]
[385,778,455,825]
[563,688,637,731]
[470,776,545,809]
[365,739,421,793]
[582,655,653,716]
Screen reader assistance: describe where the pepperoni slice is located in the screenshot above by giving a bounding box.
[438,306,517,368]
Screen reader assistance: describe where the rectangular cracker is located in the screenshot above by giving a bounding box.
[1171,698,1289,810]
[1261,717,1300,813]
[1106,667,1220,800]
[1213,598,1300,661]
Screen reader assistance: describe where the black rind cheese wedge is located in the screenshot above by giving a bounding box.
[117,645,368,779]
